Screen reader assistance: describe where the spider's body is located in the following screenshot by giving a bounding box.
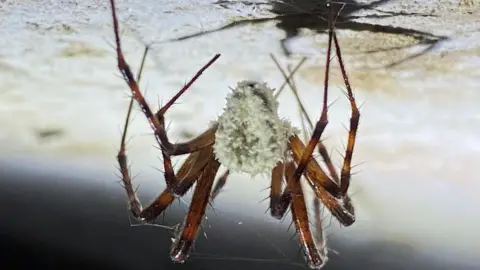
[214,80,298,175]
[110,0,360,269]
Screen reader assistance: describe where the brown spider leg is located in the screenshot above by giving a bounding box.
[143,166,227,222]
[270,162,286,218]
[312,198,328,259]
[283,2,355,227]
[268,162,325,268]
[271,55,341,184]
[269,139,353,226]
[155,125,218,194]
[316,141,340,183]
[290,135,355,226]
[332,31,360,194]
[139,145,214,221]
[270,54,345,223]
[210,169,230,201]
[118,96,215,220]
[291,1,334,187]
[170,148,220,263]
[286,162,326,269]
[109,0,219,194]
[117,45,151,218]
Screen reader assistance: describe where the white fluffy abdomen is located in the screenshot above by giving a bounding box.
[213,81,297,176]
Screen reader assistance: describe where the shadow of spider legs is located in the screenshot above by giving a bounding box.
[110,0,359,268]
[162,0,447,68]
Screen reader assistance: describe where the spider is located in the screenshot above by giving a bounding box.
[110,0,360,269]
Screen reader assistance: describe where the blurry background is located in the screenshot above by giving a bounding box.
[0,0,479,269]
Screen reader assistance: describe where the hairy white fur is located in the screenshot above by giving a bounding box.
[213,80,298,175]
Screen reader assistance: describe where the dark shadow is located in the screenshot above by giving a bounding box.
[163,0,448,68]
[0,157,477,270]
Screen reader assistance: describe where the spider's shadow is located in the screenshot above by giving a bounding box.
[163,0,448,68]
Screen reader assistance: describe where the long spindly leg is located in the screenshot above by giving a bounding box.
[290,135,355,226]
[290,2,335,186]
[284,2,357,227]
[270,52,343,210]
[210,169,230,201]
[332,31,360,194]
[119,122,214,221]
[115,46,217,221]
[267,162,325,269]
[269,162,286,218]
[270,54,343,226]
[138,145,215,221]
[312,198,328,259]
[117,44,150,218]
[287,162,326,269]
[268,138,354,226]
[272,56,354,225]
[289,135,340,196]
[170,148,220,263]
[271,54,342,193]
[270,161,305,220]
[109,0,219,194]
[271,55,341,185]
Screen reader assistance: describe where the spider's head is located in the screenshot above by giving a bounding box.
[213,80,298,176]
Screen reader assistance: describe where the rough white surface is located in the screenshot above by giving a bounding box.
[1,0,479,266]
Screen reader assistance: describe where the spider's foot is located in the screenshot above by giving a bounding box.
[330,195,355,226]
[270,194,291,219]
[302,242,328,270]
[170,239,192,264]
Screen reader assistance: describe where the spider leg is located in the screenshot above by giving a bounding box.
[290,135,355,226]
[332,31,360,194]
[115,48,216,220]
[312,198,327,252]
[109,0,219,194]
[139,146,215,221]
[286,162,327,269]
[210,169,230,201]
[268,136,353,226]
[268,162,326,268]
[315,140,340,183]
[271,55,341,184]
[118,128,213,221]
[117,44,150,218]
[269,162,286,218]
[170,147,220,263]
[284,2,355,227]
[290,2,334,185]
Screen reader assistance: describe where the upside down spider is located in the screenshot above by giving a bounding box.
[109,0,360,268]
